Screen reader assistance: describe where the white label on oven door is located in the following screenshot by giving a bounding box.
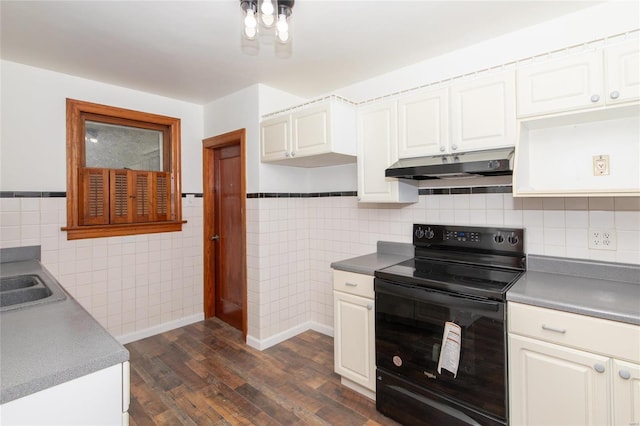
[437,321,462,378]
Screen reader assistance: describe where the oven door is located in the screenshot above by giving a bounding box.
[375,278,507,424]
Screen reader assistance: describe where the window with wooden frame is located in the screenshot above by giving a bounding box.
[63,99,183,240]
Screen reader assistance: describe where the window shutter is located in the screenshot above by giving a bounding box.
[153,172,171,221]
[132,171,152,223]
[110,170,132,224]
[78,168,109,225]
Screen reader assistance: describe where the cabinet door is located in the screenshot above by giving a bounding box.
[291,104,330,158]
[606,40,640,106]
[333,291,375,392]
[517,51,604,117]
[509,334,611,426]
[0,363,125,425]
[613,359,640,426]
[398,87,449,158]
[451,70,516,151]
[357,101,417,203]
[260,115,290,162]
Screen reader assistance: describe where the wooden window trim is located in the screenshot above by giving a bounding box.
[63,98,183,240]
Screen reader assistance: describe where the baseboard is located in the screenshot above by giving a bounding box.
[246,321,334,351]
[116,313,205,345]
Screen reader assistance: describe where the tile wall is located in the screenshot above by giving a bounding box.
[251,193,640,338]
[2,193,638,346]
[0,196,203,340]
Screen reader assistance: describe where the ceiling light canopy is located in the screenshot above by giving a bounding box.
[240,0,294,44]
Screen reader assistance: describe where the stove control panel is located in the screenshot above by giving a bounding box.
[413,224,524,253]
[444,230,480,242]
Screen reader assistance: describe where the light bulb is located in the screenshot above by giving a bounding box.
[244,25,257,40]
[276,14,288,33]
[260,0,274,16]
[276,30,289,43]
[261,13,274,27]
[244,9,257,29]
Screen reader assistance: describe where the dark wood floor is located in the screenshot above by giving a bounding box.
[126,317,400,425]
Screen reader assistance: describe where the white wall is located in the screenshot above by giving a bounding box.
[0,61,205,342]
[0,60,204,192]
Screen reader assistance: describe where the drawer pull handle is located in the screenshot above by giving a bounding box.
[594,363,605,373]
[541,324,566,334]
[619,370,631,380]
[345,282,358,287]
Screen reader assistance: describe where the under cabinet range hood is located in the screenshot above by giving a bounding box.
[385,148,514,180]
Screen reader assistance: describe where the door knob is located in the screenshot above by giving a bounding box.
[210,235,220,241]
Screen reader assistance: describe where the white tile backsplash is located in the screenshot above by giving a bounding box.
[2,193,639,345]
[249,193,640,340]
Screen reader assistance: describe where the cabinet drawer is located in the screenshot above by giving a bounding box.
[333,270,374,299]
[508,302,640,363]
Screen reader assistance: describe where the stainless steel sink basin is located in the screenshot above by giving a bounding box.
[0,275,41,291]
[0,274,66,311]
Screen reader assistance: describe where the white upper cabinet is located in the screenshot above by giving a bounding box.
[513,104,640,197]
[261,114,291,163]
[517,40,640,117]
[398,87,449,158]
[357,101,418,203]
[450,70,516,152]
[605,40,640,106]
[513,40,640,198]
[517,51,604,117]
[260,98,357,167]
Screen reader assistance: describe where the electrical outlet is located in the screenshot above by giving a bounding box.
[593,155,610,176]
[589,229,617,250]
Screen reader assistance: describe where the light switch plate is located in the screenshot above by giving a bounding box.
[593,155,610,176]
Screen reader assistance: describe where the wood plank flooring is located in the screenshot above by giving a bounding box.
[126,318,400,426]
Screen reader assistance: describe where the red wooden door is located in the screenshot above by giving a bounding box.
[213,144,243,330]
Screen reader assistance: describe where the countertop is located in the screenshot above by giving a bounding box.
[1,252,129,404]
[331,243,639,326]
[330,241,413,276]
[508,255,640,326]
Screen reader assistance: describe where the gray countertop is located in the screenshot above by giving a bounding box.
[508,255,640,326]
[331,244,639,326]
[1,251,129,404]
[330,241,413,276]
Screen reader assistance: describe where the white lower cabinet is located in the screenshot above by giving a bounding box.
[509,334,610,426]
[508,302,640,426]
[613,359,640,426]
[333,270,376,400]
[0,362,130,425]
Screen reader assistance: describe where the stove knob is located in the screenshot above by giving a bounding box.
[415,228,425,238]
[494,234,504,244]
[425,228,435,239]
[507,234,519,245]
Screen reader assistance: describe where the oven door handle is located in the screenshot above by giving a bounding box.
[375,279,501,312]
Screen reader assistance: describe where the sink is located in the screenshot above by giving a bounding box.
[0,275,41,291]
[0,274,66,311]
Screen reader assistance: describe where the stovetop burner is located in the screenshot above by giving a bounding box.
[374,224,526,301]
[375,258,523,300]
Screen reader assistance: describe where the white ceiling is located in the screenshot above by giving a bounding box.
[1,0,602,105]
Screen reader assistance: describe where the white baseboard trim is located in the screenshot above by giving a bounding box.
[116,313,205,345]
[246,321,334,351]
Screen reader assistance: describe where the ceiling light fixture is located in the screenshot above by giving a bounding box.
[240,0,294,44]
